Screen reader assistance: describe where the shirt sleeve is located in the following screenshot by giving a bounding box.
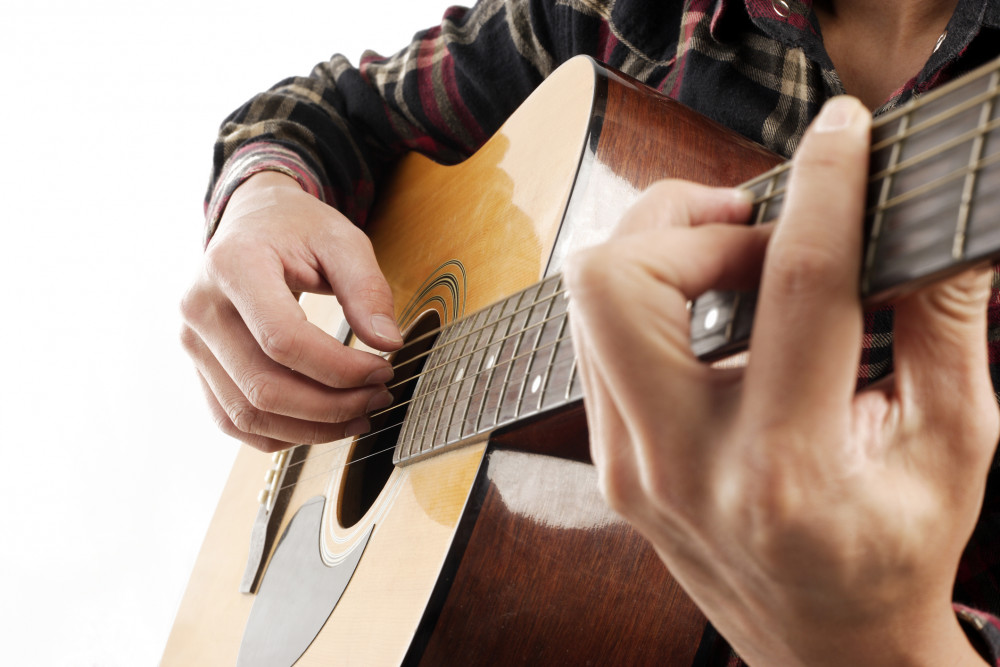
[955,604,1000,665]
[202,0,616,245]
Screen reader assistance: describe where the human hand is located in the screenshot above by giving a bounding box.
[181,171,402,452]
[566,97,997,665]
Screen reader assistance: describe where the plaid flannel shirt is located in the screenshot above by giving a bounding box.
[205,0,1000,662]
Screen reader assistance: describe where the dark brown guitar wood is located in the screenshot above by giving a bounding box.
[163,57,781,666]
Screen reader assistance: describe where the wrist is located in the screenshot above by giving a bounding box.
[769,603,987,667]
[204,142,325,246]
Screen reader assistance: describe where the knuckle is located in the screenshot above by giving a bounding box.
[258,323,303,368]
[353,282,393,313]
[733,463,814,552]
[565,247,615,296]
[179,284,210,326]
[241,370,281,412]
[202,242,232,281]
[595,453,639,514]
[637,468,683,512]
[255,441,286,454]
[178,324,200,354]
[765,243,840,297]
[228,401,268,436]
[597,469,631,515]
[301,423,340,446]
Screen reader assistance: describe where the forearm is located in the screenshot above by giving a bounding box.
[204,0,582,240]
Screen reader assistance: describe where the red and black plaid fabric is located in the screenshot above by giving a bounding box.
[205,0,1000,662]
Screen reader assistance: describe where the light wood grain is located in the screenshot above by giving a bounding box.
[162,56,599,666]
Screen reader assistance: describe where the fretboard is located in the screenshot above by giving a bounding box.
[394,55,1000,464]
[393,274,581,465]
[691,58,1000,359]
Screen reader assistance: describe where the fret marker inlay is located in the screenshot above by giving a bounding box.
[704,308,718,330]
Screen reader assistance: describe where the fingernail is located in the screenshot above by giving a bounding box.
[371,313,403,344]
[345,417,370,438]
[726,188,755,205]
[365,366,394,385]
[366,390,394,414]
[814,96,860,132]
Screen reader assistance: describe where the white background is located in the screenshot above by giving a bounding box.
[0,1,456,664]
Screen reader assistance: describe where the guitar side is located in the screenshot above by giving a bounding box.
[162,56,782,666]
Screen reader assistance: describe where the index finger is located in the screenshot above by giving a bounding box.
[744,97,872,421]
[211,247,393,389]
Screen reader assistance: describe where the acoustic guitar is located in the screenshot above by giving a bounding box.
[162,55,1000,666]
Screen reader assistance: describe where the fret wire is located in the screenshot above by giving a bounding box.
[397,352,421,458]
[290,60,1000,485]
[386,278,569,379]
[565,356,579,401]
[869,57,1000,139]
[379,70,1000,380]
[467,304,504,437]
[397,384,417,459]
[387,329,582,461]
[863,112,911,294]
[431,315,471,450]
[954,71,999,260]
[479,286,529,433]
[388,290,570,395]
[278,324,576,500]
[870,84,1000,154]
[537,281,570,411]
[870,150,1000,216]
[290,334,577,491]
[415,324,454,455]
[870,115,1000,185]
[452,308,488,443]
[451,311,486,442]
[494,283,541,426]
[746,120,1000,226]
[733,70,1000,222]
[386,330,579,430]
[753,173,778,225]
[512,279,558,420]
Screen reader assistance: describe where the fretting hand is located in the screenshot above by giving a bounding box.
[566,96,997,665]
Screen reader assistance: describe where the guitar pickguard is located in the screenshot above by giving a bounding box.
[237,496,372,667]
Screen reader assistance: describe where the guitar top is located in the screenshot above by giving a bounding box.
[163,53,1000,666]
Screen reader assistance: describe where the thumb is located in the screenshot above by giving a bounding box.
[892,266,997,450]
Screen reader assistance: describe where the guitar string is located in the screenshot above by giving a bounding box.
[870,78,1000,153]
[274,99,1000,487]
[277,314,576,479]
[275,336,580,493]
[371,78,1000,386]
[372,276,565,379]
[383,294,569,395]
[877,147,1000,213]
[268,61,1000,496]
[738,74,1000,222]
[266,290,575,488]
[358,76,1000,378]
[870,114,1000,186]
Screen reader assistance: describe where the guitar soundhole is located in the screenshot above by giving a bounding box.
[339,310,441,528]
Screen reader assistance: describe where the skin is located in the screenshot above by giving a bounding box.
[565,97,997,665]
[180,0,998,660]
[180,171,401,452]
[814,0,959,108]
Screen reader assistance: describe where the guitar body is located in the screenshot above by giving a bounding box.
[163,57,781,666]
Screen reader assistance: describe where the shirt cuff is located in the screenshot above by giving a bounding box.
[956,603,1000,665]
[203,142,326,247]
